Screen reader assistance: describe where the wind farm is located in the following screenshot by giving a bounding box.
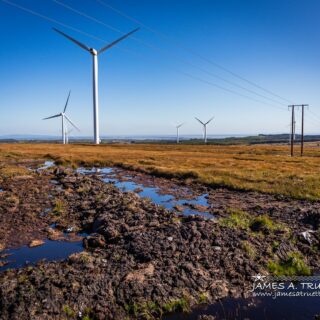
[0,1,320,320]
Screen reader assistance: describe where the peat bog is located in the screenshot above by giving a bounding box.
[0,158,319,319]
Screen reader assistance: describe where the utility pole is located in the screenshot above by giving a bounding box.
[288,104,308,157]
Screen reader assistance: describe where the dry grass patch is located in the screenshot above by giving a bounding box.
[1,143,320,199]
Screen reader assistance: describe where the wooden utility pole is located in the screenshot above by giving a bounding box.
[288,104,308,157]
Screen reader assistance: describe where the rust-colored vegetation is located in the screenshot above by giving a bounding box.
[1,143,320,199]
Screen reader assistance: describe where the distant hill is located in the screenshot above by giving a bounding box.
[1,133,320,145]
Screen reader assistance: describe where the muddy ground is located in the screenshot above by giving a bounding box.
[0,161,319,319]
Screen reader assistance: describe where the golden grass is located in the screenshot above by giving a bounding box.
[0,143,320,199]
[0,165,31,179]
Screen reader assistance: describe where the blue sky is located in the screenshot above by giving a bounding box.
[1,0,320,137]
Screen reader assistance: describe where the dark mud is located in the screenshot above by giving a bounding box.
[0,162,319,319]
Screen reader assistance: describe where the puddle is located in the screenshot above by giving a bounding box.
[37,161,55,171]
[0,240,83,271]
[166,294,320,320]
[78,167,214,219]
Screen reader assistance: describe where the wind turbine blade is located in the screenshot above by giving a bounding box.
[63,90,71,113]
[177,123,184,128]
[64,115,80,131]
[98,27,140,54]
[205,117,214,125]
[53,28,90,52]
[195,117,204,125]
[42,114,61,120]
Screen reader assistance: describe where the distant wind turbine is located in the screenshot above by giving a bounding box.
[175,123,184,144]
[195,117,214,143]
[53,27,139,145]
[43,91,80,144]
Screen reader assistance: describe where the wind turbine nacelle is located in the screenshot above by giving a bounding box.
[90,48,98,55]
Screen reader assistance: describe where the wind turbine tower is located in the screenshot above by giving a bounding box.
[195,117,214,143]
[53,27,139,145]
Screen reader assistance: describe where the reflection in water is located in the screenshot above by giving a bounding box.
[166,294,320,320]
[79,167,214,219]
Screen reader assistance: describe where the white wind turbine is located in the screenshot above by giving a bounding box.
[175,123,184,144]
[53,27,139,145]
[195,117,214,143]
[43,91,80,144]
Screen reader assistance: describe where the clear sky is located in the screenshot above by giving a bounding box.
[1,0,320,137]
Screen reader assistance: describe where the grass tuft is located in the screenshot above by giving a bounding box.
[62,305,76,318]
[268,252,311,276]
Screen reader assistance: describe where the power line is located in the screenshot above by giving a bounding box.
[1,0,288,111]
[0,0,147,58]
[95,0,294,105]
[52,0,287,107]
[308,109,320,123]
[1,0,109,44]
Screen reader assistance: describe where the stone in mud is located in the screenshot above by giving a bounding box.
[299,229,316,245]
[83,234,106,249]
[29,239,45,247]
[0,243,5,251]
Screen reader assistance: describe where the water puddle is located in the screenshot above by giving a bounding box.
[37,161,55,171]
[0,240,83,271]
[166,294,320,320]
[78,167,214,219]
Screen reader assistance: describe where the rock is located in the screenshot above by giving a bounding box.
[66,226,75,233]
[299,229,315,245]
[29,239,45,248]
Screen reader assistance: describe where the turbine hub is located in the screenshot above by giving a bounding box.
[90,48,98,55]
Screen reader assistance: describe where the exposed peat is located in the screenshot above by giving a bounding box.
[0,161,319,319]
